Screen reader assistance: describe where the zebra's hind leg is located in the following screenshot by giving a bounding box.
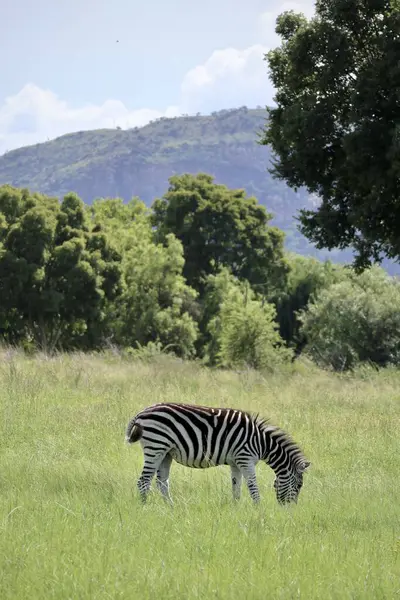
[156,453,173,505]
[137,452,167,504]
[230,465,243,500]
[240,462,260,504]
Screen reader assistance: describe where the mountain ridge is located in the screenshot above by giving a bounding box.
[1,106,399,273]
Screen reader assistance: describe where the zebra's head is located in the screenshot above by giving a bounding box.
[273,459,310,505]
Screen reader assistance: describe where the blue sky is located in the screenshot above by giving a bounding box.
[0,0,315,155]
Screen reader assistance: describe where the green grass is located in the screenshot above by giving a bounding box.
[1,351,399,599]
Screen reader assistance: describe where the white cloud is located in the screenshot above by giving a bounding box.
[0,4,317,156]
[179,44,271,114]
[178,2,316,115]
[0,84,180,155]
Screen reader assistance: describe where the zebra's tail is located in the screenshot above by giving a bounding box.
[125,417,143,444]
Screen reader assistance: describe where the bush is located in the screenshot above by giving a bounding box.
[300,266,400,371]
[203,269,292,370]
[273,254,345,351]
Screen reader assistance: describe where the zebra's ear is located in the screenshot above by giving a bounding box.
[298,460,311,473]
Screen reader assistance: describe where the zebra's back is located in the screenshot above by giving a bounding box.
[128,402,259,468]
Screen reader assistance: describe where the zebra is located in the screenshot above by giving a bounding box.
[125,402,310,505]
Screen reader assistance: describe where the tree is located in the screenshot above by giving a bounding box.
[89,197,199,358]
[117,233,199,358]
[151,173,289,295]
[202,268,292,369]
[273,254,345,351]
[300,266,400,371]
[261,1,400,270]
[0,186,122,352]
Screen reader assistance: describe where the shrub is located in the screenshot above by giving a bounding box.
[300,267,400,370]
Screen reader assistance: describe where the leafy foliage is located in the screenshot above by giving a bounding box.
[202,269,292,370]
[0,185,122,352]
[89,197,199,358]
[152,173,289,295]
[118,233,199,358]
[262,1,400,269]
[2,178,400,373]
[300,267,400,371]
[273,254,345,351]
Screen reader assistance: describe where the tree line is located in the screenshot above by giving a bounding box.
[1,172,400,372]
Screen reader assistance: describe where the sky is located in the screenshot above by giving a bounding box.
[0,0,316,156]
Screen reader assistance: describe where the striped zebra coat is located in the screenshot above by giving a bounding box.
[125,402,310,505]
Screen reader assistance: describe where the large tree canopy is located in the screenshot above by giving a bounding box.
[0,186,122,352]
[261,0,400,269]
[151,173,289,295]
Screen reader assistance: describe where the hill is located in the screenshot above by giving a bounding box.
[0,106,398,272]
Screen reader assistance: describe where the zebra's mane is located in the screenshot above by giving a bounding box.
[249,411,272,431]
[248,411,307,466]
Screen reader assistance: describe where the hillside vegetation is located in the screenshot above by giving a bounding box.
[1,351,399,599]
[0,107,348,263]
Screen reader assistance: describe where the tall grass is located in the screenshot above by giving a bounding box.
[1,350,399,599]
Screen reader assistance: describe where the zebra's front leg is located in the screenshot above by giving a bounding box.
[230,465,243,500]
[241,463,260,504]
[137,453,166,504]
[156,453,173,505]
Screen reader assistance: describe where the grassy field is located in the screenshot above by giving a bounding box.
[1,350,399,599]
